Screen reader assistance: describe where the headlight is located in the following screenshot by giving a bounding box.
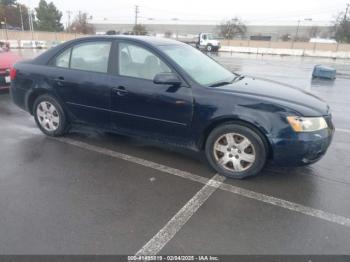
[287,116,328,132]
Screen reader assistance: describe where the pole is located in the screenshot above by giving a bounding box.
[67,11,72,32]
[344,3,350,22]
[292,20,301,49]
[28,8,32,31]
[19,4,24,31]
[4,17,8,40]
[135,5,139,26]
[295,20,301,41]
[28,9,34,40]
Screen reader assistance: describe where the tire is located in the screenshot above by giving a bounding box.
[33,94,68,137]
[206,44,213,52]
[205,123,267,179]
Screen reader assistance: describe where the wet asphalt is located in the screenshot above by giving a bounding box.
[0,51,350,255]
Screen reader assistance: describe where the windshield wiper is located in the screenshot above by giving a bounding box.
[209,75,245,87]
[209,81,233,87]
[232,74,245,82]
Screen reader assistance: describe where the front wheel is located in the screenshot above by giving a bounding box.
[33,94,68,137]
[205,123,267,179]
[206,44,213,52]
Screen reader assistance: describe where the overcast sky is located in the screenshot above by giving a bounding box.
[21,0,348,25]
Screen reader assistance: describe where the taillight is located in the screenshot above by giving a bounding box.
[10,67,17,81]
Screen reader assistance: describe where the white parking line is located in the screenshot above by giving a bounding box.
[56,137,350,229]
[56,137,209,185]
[337,128,350,134]
[136,174,226,256]
[219,183,350,227]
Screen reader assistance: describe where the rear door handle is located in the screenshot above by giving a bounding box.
[54,76,65,86]
[112,86,128,96]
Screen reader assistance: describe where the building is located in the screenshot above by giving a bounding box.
[91,21,334,41]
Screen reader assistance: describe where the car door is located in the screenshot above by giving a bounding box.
[200,34,207,47]
[49,40,113,128]
[109,41,193,141]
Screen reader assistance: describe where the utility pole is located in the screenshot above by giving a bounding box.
[295,20,301,41]
[4,17,8,40]
[28,8,34,40]
[135,5,139,26]
[28,8,31,31]
[67,10,72,32]
[291,20,301,49]
[344,3,350,22]
[19,4,24,31]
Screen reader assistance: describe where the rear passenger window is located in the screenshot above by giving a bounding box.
[70,42,111,73]
[52,48,71,68]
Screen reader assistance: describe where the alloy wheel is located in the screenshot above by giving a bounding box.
[36,101,60,132]
[213,133,256,172]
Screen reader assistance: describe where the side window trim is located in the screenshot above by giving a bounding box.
[68,47,72,68]
[110,40,119,75]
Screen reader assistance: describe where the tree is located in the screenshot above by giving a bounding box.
[308,26,320,38]
[69,12,95,34]
[106,30,117,35]
[334,6,350,43]
[0,2,31,30]
[35,0,63,32]
[217,17,246,39]
[164,31,173,38]
[132,24,147,35]
[280,34,292,42]
[0,0,16,5]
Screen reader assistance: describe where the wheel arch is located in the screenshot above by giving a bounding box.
[26,87,69,119]
[26,88,52,115]
[198,118,273,159]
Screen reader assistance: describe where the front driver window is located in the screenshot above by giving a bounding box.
[119,42,171,80]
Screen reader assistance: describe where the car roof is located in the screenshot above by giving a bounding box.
[78,35,185,47]
[32,35,186,65]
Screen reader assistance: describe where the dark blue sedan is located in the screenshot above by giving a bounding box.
[10,36,335,179]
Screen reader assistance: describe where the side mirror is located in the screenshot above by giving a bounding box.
[153,72,182,86]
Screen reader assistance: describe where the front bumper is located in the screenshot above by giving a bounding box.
[271,118,335,166]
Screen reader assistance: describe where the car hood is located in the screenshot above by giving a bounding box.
[0,52,22,69]
[217,76,330,116]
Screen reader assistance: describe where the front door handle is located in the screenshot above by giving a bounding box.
[54,76,65,86]
[112,86,128,96]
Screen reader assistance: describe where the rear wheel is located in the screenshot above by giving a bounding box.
[33,94,68,137]
[205,123,267,179]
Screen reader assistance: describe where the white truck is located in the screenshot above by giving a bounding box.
[182,33,221,52]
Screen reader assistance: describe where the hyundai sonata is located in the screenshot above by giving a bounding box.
[10,36,335,179]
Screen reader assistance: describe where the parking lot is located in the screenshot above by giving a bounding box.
[1,51,350,256]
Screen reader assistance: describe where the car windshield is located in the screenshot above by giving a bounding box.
[159,44,235,86]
